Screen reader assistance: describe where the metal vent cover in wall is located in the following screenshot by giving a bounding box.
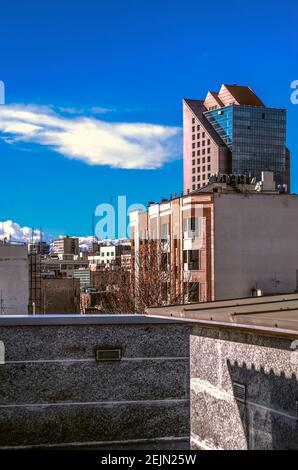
[95,348,122,362]
[233,382,246,402]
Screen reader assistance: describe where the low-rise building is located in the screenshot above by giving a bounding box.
[0,242,28,315]
[41,254,89,279]
[52,236,79,255]
[28,241,50,255]
[41,278,80,314]
[88,243,131,270]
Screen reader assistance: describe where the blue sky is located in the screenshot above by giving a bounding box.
[0,0,297,237]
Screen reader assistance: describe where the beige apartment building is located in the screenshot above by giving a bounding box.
[130,173,298,304]
[52,236,79,255]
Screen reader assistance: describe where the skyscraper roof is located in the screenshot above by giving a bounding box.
[218,84,265,107]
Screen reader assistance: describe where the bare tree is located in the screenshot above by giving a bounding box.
[87,239,198,314]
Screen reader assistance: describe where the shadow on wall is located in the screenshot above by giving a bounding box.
[227,360,298,450]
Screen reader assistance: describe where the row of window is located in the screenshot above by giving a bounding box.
[193,172,211,180]
[192,133,208,141]
[192,140,210,148]
[192,165,211,174]
[192,156,211,165]
[192,148,211,158]
[192,173,211,182]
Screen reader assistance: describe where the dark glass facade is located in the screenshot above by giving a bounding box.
[204,105,286,186]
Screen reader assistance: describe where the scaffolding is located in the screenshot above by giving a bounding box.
[28,228,42,314]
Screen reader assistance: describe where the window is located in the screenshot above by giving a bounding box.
[184,281,199,303]
[192,184,195,190]
[192,151,195,157]
[207,156,211,162]
[202,140,205,146]
[161,223,170,241]
[197,175,200,181]
[202,166,205,172]
[192,126,195,132]
[202,131,205,138]
[202,149,205,155]
[197,125,200,130]
[183,250,199,270]
[183,217,199,238]
[192,168,195,174]
[207,147,211,154]
[202,157,205,163]
[197,133,200,139]
[207,139,210,145]
[207,165,211,171]
[197,158,200,164]
[161,282,169,300]
[192,134,195,140]
[197,150,200,156]
[192,159,195,165]
[192,143,195,149]
[197,141,200,147]
[197,167,201,173]
[192,117,195,124]
[192,176,195,182]
[197,184,200,189]
[161,252,170,272]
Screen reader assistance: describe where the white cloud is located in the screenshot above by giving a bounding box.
[0,220,47,243]
[0,104,181,169]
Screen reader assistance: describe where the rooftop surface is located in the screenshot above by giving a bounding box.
[0,314,184,326]
[146,293,298,338]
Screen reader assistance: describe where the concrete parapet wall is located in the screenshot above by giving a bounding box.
[0,315,190,449]
[190,326,298,450]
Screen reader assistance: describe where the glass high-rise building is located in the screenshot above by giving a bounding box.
[183,84,290,193]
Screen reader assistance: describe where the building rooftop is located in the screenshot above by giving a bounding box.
[219,84,265,107]
[146,293,298,338]
[0,314,184,326]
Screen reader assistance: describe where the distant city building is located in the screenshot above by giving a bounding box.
[88,244,131,270]
[41,278,80,314]
[28,241,50,255]
[183,84,290,193]
[72,268,91,288]
[41,255,89,279]
[52,236,79,255]
[131,173,298,304]
[88,241,100,253]
[0,242,28,314]
[121,253,132,271]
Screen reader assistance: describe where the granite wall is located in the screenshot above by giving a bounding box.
[0,316,190,449]
[190,326,298,450]
[2,315,297,450]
